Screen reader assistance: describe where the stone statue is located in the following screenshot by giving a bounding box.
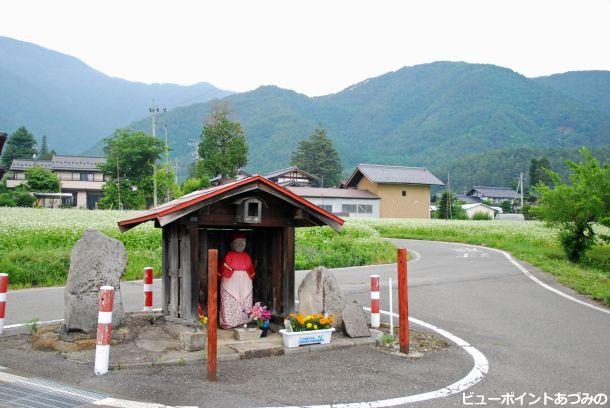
[219,233,255,329]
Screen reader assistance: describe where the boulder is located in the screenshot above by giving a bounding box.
[297,266,346,329]
[341,301,371,338]
[64,230,127,333]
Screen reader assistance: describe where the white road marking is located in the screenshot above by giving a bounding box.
[3,319,64,329]
[463,253,468,258]
[418,239,610,316]
[5,308,163,329]
[280,305,489,408]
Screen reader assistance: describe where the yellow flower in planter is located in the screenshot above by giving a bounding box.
[307,322,312,329]
[314,325,318,329]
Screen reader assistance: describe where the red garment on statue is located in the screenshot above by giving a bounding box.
[220,251,255,279]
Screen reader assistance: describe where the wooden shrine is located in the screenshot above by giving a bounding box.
[118,175,344,325]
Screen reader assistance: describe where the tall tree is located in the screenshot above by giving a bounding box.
[24,167,60,192]
[290,127,342,187]
[1,127,37,168]
[529,157,553,188]
[38,135,53,160]
[198,111,248,178]
[533,149,610,262]
[97,129,164,209]
[437,191,467,220]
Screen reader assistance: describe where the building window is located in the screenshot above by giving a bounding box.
[358,204,373,214]
[342,204,357,213]
[402,190,406,197]
[80,173,94,181]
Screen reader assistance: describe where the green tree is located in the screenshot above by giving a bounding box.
[155,163,182,202]
[533,149,610,262]
[198,111,248,179]
[529,157,553,188]
[1,127,37,168]
[500,200,513,214]
[181,176,211,195]
[98,129,164,207]
[38,135,54,160]
[290,127,342,187]
[437,191,467,220]
[24,167,60,192]
[97,179,147,210]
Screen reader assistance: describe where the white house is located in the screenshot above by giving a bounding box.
[287,186,380,218]
[461,203,498,219]
[7,155,107,209]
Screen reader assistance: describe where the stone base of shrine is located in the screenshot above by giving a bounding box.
[17,312,382,369]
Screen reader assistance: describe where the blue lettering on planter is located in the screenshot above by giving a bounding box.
[298,335,324,345]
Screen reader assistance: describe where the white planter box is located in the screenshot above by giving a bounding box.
[279,328,335,348]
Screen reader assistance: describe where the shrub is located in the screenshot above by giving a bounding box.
[14,191,35,207]
[472,212,492,221]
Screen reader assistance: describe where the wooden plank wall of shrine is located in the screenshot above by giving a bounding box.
[161,194,297,325]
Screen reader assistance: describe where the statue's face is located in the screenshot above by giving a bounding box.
[231,238,246,252]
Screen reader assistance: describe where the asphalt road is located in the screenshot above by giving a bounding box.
[1,239,609,407]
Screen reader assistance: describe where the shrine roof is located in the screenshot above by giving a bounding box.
[118,175,344,232]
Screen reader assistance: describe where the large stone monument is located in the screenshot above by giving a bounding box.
[297,266,346,329]
[64,230,127,333]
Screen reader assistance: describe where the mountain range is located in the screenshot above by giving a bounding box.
[2,36,609,190]
[0,36,231,154]
[117,62,610,188]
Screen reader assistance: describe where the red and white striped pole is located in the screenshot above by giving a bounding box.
[370,274,380,328]
[143,267,153,312]
[94,286,114,375]
[0,273,8,334]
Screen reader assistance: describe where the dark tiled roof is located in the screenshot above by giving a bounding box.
[456,194,481,204]
[10,155,105,171]
[10,159,53,170]
[288,187,379,199]
[51,155,105,171]
[265,166,319,181]
[469,186,519,199]
[346,164,444,187]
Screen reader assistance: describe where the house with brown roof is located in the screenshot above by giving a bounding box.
[342,164,444,219]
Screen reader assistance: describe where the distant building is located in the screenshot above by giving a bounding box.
[209,169,252,186]
[342,164,444,219]
[7,155,107,209]
[461,203,498,219]
[265,166,319,187]
[287,186,380,218]
[466,186,519,205]
[455,193,480,204]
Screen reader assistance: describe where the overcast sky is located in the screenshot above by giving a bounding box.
[2,0,610,96]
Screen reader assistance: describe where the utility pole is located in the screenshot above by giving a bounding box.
[174,158,179,184]
[149,100,166,207]
[164,125,170,203]
[518,172,524,212]
[447,172,453,220]
[116,155,122,210]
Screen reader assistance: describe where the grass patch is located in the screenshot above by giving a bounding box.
[0,207,395,288]
[359,219,610,306]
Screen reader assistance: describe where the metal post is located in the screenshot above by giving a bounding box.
[388,276,393,335]
[370,275,380,328]
[94,286,114,375]
[143,267,153,312]
[0,273,8,334]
